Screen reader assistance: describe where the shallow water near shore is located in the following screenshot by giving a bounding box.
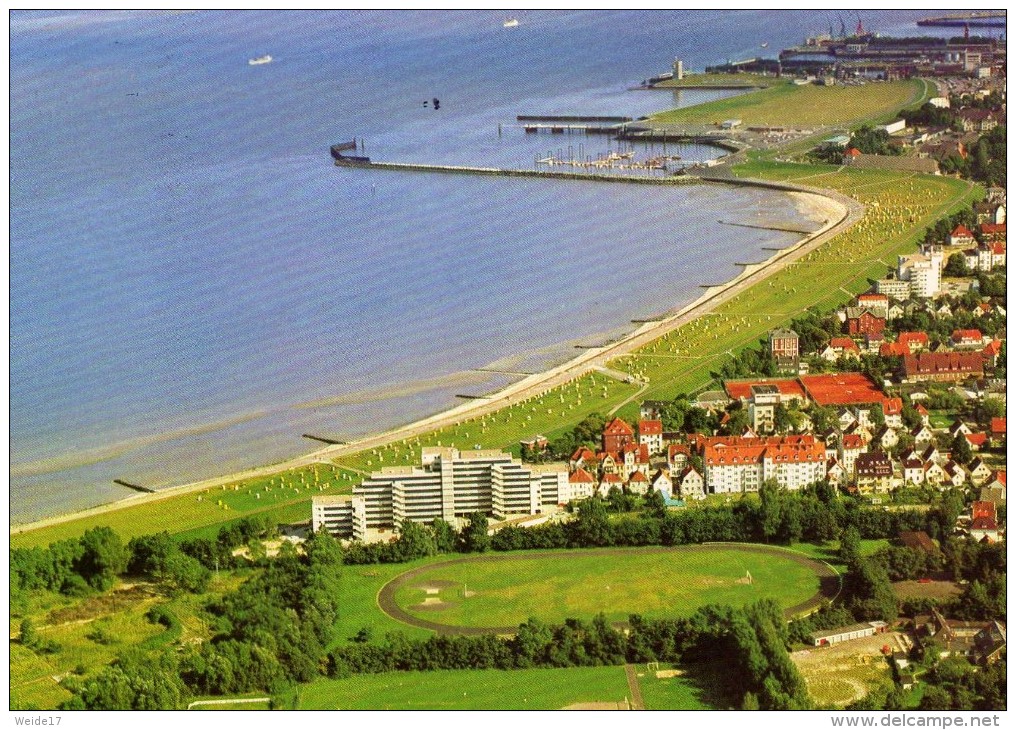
[10,10,935,522]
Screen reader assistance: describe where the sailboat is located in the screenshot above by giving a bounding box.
[503,18,519,28]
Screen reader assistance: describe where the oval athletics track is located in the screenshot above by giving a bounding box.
[375,543,841,636]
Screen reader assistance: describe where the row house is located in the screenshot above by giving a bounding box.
[901,352,985,383]
[952,329,986,349]
[880,341,910,358]
[962,242,1006,271]
[702,435,826,494]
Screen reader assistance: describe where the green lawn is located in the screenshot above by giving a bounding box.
[789,539,889,568]
[655,73,786,89]
[636,662,729,710]
[393,547,821,629]
[650,79,924,128]
[330,561,437,646]
[296,666,631,710]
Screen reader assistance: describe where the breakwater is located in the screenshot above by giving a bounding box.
[333,158,699,185]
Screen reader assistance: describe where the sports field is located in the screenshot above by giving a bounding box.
[296,666,632,710]
[385,546,832,631]
[649,79,929,128]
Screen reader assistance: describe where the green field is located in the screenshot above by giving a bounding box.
[655,72,786,88]
[391,547,822,629]
[296,666,631,710]
[650,79,928,128]
[636,662,728,710]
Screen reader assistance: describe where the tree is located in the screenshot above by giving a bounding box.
[459,513,491,553]
[19,618,38,648]
[950,433,973,466]
[944,253,970,277]
[393,519,437,561]
[839,526,861,565]
[901,405,923,430]
[644,489,667,519]
[76,527,128,591]
[430,518,458,553]
[759,481,784,543]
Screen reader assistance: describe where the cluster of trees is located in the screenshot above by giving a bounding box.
[917,657,1006,711]
[922,208,976,247]
[330,599,808,710]
[940,126,1006,186]
[900,101,957,130]
[11,527,127,602]
[714,340,778,380]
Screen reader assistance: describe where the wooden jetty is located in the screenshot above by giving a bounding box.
[113,479,156,494]
[302,434,347,445]
[517,115,632,123]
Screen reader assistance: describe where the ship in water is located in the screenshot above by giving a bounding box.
[503,18,519,28]
[248,54,273,66]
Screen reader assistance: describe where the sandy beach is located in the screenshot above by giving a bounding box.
[11,178,862,536]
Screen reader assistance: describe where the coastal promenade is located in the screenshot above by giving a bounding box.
[11,171,861,538]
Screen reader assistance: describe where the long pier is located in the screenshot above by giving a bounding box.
[113,479,156,494]
[917,12,1005,27]
[522,124,619,135]
[719,219,816,235]
[333,157,698,185]
[517,115,632,123]
[617,129,743,152]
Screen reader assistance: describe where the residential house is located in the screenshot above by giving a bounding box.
[902,352,985,383]
[826,459,845,487]
[942,460,966,488]
[916,404,931,427]
[676,466,705,500]
[882,397,903,429]
[969,516,1000,543]
[990,417,1006,445]
[949,420,973,438]
[627,470,650,496]
[887,302,906,321]
[881,341,911,358]
[638,420,664,455]
[846,307,886,336]
[903,458,925,485]
[597,472,623,498]
[964,433,988,451]
[568,467,596,499]
[911,424,935,447]
[769,328,800,371]
[640,400,669,421]
[924,460,947,488]
[968,458,993,485]
[947,224,977,247]
[651,469,673,499]
[839,433,865,476]
[982,340,1003,368]
[856,452,895,493]
[875,426,899,451]
[621,443,651,479]
[570,446,597,471]
[822,337,862,361]
[602,417,635,453]
[898,331,929,353]
[951,329,985,349]
[956,108,999,133]
[668,443,690,475]
[857,292,890,320]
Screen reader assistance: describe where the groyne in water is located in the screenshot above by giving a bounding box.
[333,158,700,185]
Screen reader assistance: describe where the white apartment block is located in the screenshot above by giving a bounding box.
[898,251,942,298]
[703,436,827,494]
[312,447,571,539]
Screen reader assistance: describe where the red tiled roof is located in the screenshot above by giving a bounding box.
[842,434,865,449]
[992,242,1006,255]
[980,222,1006,235]
[952,328,983,342]
[898,332,929,348]
[993,470,1006,486]
[604,417,634,436]
[951,224,975,238]
[628,470,648,482]
[965,433,988,447]
[570,446,596,462]
[916,404,929,415]
[724,378,806,401]
[799,373,886,407]
[703,435,825,467]
[668,444,690,460]
[601,473,622,484]
[881,342,911,357]
[639,419,663,436]
[858,293,888,302]
[569,467,595,483]
[983,340,1002,356]
[991,417,1006,435]
[845,147,862,157]
[970,516,998,531]
[830,337,860,351]
[904,352,984,377]
[679,465,701,481]
[882,397,903,416]
[972,501,997,519]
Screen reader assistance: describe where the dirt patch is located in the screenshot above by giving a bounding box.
[893,580,962,601]
[562,702,629,710]
[413,600,458,612]
[792,632,896,707]
[46,584,157,625]
[413,580,458,591]
[656,669,684,679]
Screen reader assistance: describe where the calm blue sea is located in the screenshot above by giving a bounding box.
[10,10,949,521]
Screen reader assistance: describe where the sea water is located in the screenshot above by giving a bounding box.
[10,10,941,521]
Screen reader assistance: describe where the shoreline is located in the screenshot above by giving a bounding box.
[10,176,863,537]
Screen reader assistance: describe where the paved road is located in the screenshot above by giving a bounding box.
[374,544,841,636]
[624,664,645,710]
